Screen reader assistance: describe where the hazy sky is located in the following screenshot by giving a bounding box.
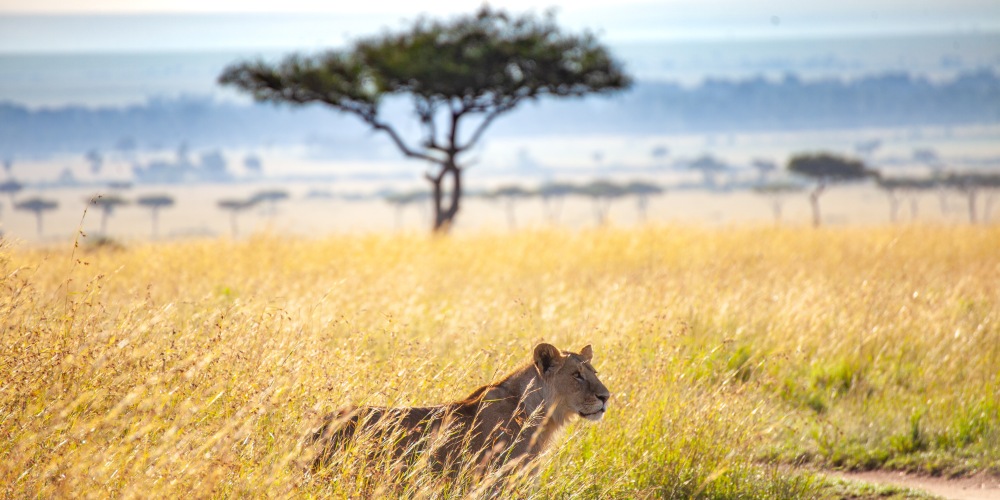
[1,0,998,52]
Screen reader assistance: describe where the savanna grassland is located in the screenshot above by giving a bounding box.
[1,226,998,498]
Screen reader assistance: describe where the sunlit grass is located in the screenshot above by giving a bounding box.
[1,225,997,498]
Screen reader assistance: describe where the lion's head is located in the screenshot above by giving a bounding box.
[533,343,610,421]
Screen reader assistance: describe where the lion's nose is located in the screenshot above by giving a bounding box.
[596,393,609,404]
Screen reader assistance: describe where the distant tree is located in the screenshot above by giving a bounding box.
[942,172,1000,224]
[243,154,263,176]
[787,152,878,227]
[88,194,129,235]
[623,180,663,223]
[217,198,258,238]
[0,179,24,203]
[689,155,730,189]
[854,139,882,160]
[383,190,431,230]
[176,142,191,166]
[2,157,11,176]
[15,197,58,236]
[85,149,104,175]
[485,184,533,230]
[751,158,777,183]
[136,194,175,238]
[752,181,805,225]
[219,6,630,233]
[199,150,229,177]
[538,181,576,224]
[304,189,335,200]
[250,189,290,216]
[876,176,935,223]
[912,148,941,167]
[914,148,950,215]
[115,137,137,160]
[579,179,627,225]
[57,168,78,186]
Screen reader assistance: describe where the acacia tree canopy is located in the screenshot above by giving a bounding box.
[787,152,877,226]
[219,6,630,232]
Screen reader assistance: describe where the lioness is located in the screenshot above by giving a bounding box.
[310,343,609,476]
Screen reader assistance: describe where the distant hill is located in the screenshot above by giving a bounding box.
[2,69,998,157]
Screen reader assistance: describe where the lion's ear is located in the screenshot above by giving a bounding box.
[579,345,593,362]
[533,343,564,375]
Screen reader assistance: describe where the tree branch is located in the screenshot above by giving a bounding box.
[457,100,518,153]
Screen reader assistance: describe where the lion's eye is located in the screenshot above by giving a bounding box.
[574,372,584,381]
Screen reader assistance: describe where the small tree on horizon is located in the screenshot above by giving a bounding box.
[219,7,630,234]
[15,197,58,237]
[88,194,129,235]
[538,181,576,225]
[484,184,533,230]
[217,198,258,238]
[137,194,176,238]
[383,189,431,230]
[788,152,877,227]
[250,189,291,217]
[580,179,627,226]
[942,171,1000,224]
[0,179,23,204]
[624,180,663,223]
[752,181,806,225]
[876,175,935,223]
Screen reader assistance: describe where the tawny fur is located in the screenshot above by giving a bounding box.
[309,343,609,475]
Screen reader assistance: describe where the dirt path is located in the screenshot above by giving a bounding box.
[829,470,1000,500]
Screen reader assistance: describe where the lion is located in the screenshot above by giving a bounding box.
[308,343,610,478]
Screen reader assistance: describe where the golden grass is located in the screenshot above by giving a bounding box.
[1,225,998,498]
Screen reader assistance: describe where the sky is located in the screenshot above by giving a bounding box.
[0,1,998,52]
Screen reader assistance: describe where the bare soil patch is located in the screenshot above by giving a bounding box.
[829,471,1000,500]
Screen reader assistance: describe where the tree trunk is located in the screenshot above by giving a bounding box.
[771,198,783,225]
[985,193,996,223]
[505,199,517,230]
[230,211,239,238]
[966,189,978,224]
[101,209,110,235]
[592,198,610,226]
[543,197,564,225]
[151,208,160,239]
[885,191,899,223]
[809,184,825,227]
[35,211,43,236]
[430,162,462,233]
[636,196,648,223]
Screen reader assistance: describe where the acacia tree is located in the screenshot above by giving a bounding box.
[0,179,23,204]
[624,180,663,223]
[15,197,58,236]
[580,179,627,226]
[484,184,533,230]
[384,189,431,230]
[788,153,877,227]
[752,181,805,225]
[943,172,1000,224]
[250,189,290,217]
[538,181,576,224]
[217,198,259,238]
[876,176,934,223]
[136,194,175,238]
[219,7,629,233]
[88,194,129,235]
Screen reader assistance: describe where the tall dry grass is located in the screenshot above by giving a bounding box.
[1,226,997,498]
